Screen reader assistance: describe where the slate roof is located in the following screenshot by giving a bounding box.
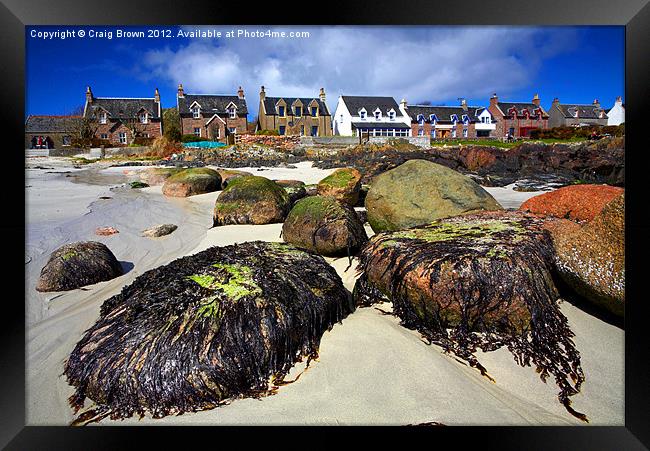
[497,102,548,118]
[178,94,248,116]
[341,96,401,116]
[556,104,608,119]
[87,98,160,119]
[406,105,484,124]
[262,97,329,116]
[25,115,82,133]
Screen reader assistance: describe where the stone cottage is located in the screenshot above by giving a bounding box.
[548,98,608,128]
[83,86,163,146]
[176,84,248,142]
[257,87,332,136]
[24,115,82,149]
[487,93,549,138]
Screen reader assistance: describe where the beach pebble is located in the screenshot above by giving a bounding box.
[95,226,119,236]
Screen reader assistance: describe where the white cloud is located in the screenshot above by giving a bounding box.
[138,26,578,116]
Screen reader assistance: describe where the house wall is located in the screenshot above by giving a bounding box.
[95,120,162,146]
[488,105,548,138]
[25,132,71,149]
[180,116,246,140]
[410,122,479,138]
[607,102,625,126]
[259,100,332,136]
[332,98,353,136]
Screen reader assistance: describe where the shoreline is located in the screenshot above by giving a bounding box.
[25,157,623,426]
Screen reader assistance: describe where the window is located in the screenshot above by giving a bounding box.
[452,129,457,138]
[99,112,107,124]
[62,135,71,145]
[311,106,318,117]
[509,127,515,136]
[299,125,305,136]
[311,126,318,136]
[374,110,382,120]
[139,112,148,124]
[119,132,127,144]
[192,107,200,119]
[477,130,490,137]
[463,128,468,138]
[294,106,302,117]
[228,127,237,134]
[278,106,285,117]
[388,111,396,121]
[193,127,201,137]
[418,129,424,136]
[228,108,236,119]
[418,115,425,126]
[279,125,286,135]
[360,111,367,120]
[430,115,437,125]
[100,133,108,140]
[143,133,149,138]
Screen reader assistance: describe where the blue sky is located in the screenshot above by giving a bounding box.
[26,25,624,118]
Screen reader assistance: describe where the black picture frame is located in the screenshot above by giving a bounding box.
[3,0,649,448]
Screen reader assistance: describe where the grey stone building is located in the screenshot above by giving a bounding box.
[548,98,609,128]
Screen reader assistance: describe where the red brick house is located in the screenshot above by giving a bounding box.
[176,84,248,142]
[487,93,549,138]
[83,86,163,146]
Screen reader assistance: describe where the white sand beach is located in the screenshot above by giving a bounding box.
[25,158,623,426]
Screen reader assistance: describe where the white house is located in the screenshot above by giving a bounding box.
[332,95,412,137]
[607,96,625,126]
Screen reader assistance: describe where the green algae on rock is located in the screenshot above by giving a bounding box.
[365,159,502,233]
[354,211,587,421]
[64,241,353,424]
[317,167,362,206]
[162,167,222,197]
[213,176,290,226]
[139,167,184,186]
[282,195,368,257]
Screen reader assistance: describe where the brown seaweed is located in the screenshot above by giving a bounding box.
[354,212,587,421]
[64,241,353,423]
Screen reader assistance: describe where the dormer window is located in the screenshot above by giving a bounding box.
[462,114,469,124]
[451,114,458,124]
[430,114,437,125]
[359,108,367,120]
[374,109,382,120]
[192,106,201,119]
[228,107,236,119]
[311,106,318,117]
[139,112,148,124]
[388,110,396,121]
[278,105,285,117]
[417,114,425,126]
[294,106,302,117]
[99,111,107,124]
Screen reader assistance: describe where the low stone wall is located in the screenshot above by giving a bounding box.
[300,136,360,146]
[101,146,152,157]
[368,136,430,148]
[238,135,301,151]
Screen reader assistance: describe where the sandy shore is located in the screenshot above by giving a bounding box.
[25,158,623,426]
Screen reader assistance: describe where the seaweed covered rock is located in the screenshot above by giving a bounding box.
[317,168,362,206]
[141,224,178,238]
[354,211,586,421]
[36,241,123,292]
[217,169,252,189]
[139,167,183,186]
[282,196,368,257]
[64,241,352,423]
[520,184,624,223]
[283,185,307,206]
[162,168,222,197]
[213,176,290,226]
[365,159,502,233]
[547,194,625,316]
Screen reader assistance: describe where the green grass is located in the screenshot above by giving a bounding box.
[428,138,589,149]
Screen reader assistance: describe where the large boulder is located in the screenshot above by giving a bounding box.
[162,168,222,197]
[354,211,586,420]
[213,176,290,226]
[139,167,183,186]
[64,241,352,423]
[365,159,502,233]
[142,224,178,238]
[217,169,252,189]
[36,241,124,292]
[546,194,624,316]
[520,184,624,223]
[282,196,368,257]
[317,168,362,206]
[275,180,308,205]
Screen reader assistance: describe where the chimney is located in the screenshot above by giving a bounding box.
[459,98,468,111]
[86,86,93,104]
[552,97,560,107]
[593,98,600,108]
[177,83,184,98]
[400,98,407,111]
[489,92,498,107]
[154,87,160,103]
[237,86,245,100]
[260,85,266,101]
[532,93,541,107]
[616,96,622,104]
[319,87,326,103]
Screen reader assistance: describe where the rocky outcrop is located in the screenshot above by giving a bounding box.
[64,241,352,423]
[36,241,123,292]
[162,168,222,197]
[365,159,502,233]
[317,168,362,206]
[282,196,368,257]
[520,184,624,222]
[213,176,290,226]
[546,194,625,316]
[354,211,586,421]
[141,224,178,238]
